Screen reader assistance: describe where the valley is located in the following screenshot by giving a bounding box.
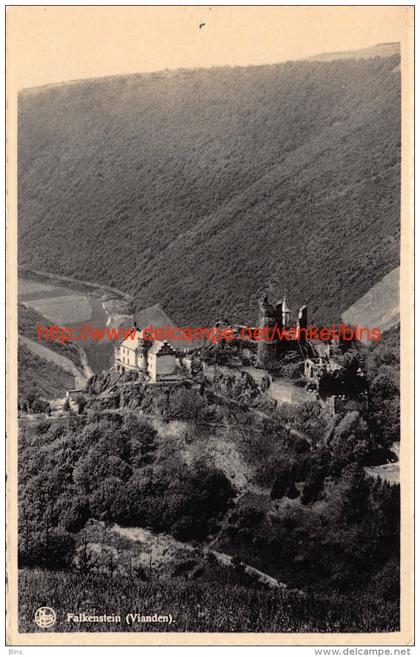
[16,41,402,635]
[18,48,401,326]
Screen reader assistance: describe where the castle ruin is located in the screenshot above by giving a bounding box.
[257,293,308,369]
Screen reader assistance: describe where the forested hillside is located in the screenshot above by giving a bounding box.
[18,48,400,325]
[18,329,401,631]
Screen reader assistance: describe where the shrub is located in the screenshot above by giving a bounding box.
[18,528,76,570]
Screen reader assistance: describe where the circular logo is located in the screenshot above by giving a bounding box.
[34,607,56,629]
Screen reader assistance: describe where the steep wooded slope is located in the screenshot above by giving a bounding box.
[18,342,75,399]
[18,50,400,325]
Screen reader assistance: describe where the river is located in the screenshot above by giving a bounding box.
[19,277,116,375]
[76,295,115,375]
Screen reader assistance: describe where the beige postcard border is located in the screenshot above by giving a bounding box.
[5,5,415,646]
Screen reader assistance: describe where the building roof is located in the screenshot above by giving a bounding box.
[148,340,176,356]
[120,303,203,352]
[135,303,174,331]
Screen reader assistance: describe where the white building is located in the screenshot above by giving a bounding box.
[114,303,201,382]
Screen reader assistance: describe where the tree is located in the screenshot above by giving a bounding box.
[169,388,204,421]
[124,416,158,467]
[74,394,87,415]
[329,411,371,470]
[368,367,400,447]
[19,527,76,570]
[340,463,370,525]
[286,482,300,499]
[59,495,90,532]
[89,476,127,521]
[74,532,98,574]
[260,374,271,392]
[31,397,51,415]
[271,459,295,500]
[370,368,399,402]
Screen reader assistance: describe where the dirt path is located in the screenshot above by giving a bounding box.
[112,525,285,590]
[203,548,285,590]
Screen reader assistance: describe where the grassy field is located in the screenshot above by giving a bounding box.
[19,278,92,325]
[18,279,67,301]
[342,267,400,339]
[19,569,399,634]
[26,294,92,325]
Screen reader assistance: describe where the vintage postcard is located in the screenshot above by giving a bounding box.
[6,5,414,647]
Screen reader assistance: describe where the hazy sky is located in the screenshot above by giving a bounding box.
[7,6,412,90]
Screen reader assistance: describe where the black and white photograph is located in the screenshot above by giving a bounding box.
[6,4,414,646]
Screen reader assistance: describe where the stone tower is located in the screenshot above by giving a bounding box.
[257,294,278,369]
[281,293,291,329]
[297,305,308,340]
[274,299,284,329]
